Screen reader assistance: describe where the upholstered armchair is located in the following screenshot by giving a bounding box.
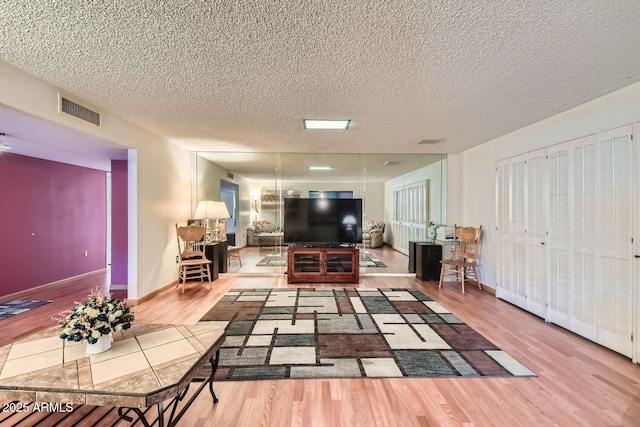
[362,221,386,248]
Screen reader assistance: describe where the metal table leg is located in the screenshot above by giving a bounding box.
[118,349,221,426]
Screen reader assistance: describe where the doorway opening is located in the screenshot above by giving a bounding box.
[221,179,239,246]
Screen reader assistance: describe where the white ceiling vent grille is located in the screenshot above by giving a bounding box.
[59,94,101,126]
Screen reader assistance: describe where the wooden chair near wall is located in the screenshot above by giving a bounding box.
[175,223,212,294]
[438,225,482,294]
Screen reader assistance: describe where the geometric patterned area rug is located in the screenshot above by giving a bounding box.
[256,252,387,267]
[255,251,288,266]
[199,288,535,381]
[359,252,387,267]
[0,300,52,321]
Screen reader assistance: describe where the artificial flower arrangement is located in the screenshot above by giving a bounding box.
[55,288,134,344]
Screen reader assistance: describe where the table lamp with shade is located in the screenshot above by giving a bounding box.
[194,200,230,243]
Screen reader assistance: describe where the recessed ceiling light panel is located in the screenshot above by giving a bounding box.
[304,119,351,130]
[309,166,333,171]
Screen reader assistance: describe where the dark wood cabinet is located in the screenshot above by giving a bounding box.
[287,243,359,284]
[204,243,220,280]
[217,241,228,273]
[415,243,442,281]
[408,240,433,273]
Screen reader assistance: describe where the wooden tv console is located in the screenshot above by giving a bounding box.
[287,243,359,284]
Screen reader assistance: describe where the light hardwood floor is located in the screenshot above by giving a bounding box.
[2,255,640,426]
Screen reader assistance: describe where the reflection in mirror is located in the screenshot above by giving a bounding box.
[361,154,447,256]
[193,152,446,275]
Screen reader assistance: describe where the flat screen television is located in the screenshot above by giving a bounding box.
[284,198,363,244]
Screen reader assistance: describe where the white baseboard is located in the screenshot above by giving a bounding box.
[0,269,107,302]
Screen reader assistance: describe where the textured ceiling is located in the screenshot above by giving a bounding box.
[1,0,640,157]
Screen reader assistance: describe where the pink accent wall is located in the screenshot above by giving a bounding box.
[0,153,107,297]
[110,160,128,284]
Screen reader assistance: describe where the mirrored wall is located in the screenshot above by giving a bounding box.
[192,152,447,275]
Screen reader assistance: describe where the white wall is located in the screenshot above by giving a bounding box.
[458,81,640,290]
[133,139,191,299]
[1,60,193,300]
[445,154,463,226]
[385,160,447,224]
[384,159,447,244]
[195,156,224,204]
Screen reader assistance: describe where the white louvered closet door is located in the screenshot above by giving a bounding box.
[571,135,598,341]
[391,181,428,255]
[597,125,633,357]
[525,150,547,318]
[547,143,571,329]
[511,156,528,309]
[495,151,547,315]
[495,125,635,358]
[495,160,512,301]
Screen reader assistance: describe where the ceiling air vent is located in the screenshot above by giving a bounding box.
[59,94,101,126]
[227,172,234,179]
[417,139,444,145]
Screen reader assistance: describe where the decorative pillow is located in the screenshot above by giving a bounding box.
[262,224,276,233]
[363,220,385,231]
[253,220,270,233]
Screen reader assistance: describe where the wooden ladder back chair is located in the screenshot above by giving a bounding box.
[175,223,212,294]
[438,224,482,294]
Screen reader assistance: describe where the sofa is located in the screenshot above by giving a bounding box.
[247,221,283,247]
[362,221,386,248]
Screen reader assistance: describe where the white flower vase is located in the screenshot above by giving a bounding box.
[86,334,112,354]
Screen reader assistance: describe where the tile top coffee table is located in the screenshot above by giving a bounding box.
[0,322,225,426]
[257,232,283,249]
